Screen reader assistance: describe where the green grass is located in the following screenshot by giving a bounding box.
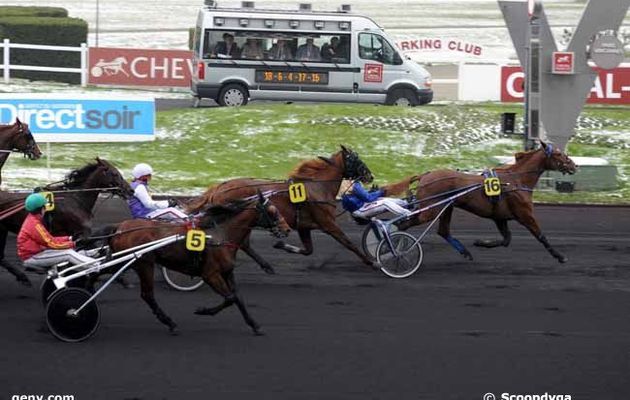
[5,102,630,204]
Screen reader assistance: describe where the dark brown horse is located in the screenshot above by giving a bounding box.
[109,193,291,335]
[185,145,375,272]
[397,142,577,263]
[0,119,42,184]
[0,158,133,286]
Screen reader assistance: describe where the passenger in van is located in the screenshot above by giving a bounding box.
[336,36,350,62]
[268,39,293,61]
[241,39,264,60]
[297,38,321,62]
[212,33,240,59]
[320,37,339,61]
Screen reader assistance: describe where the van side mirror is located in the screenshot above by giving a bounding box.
[393,53,403,65]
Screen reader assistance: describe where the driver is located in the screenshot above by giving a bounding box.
[17,193,97,272]
[341,181,413,220]
[128,163,188,220]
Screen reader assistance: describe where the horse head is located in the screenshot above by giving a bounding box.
[540,141,577,175]
[340,145,373,184]
[66,158,133,198]
[10,118,42,160]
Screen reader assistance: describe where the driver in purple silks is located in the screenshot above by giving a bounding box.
[127,163,188,220]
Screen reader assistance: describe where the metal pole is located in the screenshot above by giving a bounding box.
[46,142,51,181]
[95,0,100,47]
[80,43,87,86]
[525,0,542,150]
[3,39,9,84]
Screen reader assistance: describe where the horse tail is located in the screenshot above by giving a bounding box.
[381,175,422,197]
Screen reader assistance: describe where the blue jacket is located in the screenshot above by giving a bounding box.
[341,182,384,212]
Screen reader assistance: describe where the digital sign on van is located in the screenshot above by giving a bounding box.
[0,94,155,142]
[255,70,329,85]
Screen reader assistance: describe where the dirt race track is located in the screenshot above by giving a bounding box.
[1,200,629,400]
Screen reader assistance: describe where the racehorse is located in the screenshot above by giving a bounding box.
[397,142,577,263]
[0,158,133,286]
[109,192,291,335]
[185,145,376,272]
[0,119,42,185]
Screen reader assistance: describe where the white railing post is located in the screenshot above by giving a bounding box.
[3,39,9,84]
[80,42,87,87]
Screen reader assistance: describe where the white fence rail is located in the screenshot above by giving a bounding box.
[1,39,87,86]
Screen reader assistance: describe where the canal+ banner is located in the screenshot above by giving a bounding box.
[0,94,154,142]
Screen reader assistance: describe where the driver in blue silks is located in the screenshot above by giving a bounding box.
[341,181,412,220]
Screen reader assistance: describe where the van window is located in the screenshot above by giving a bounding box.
[202,30,351,64]
[358,33,401,65]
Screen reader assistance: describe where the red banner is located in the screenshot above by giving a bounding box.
[88,47,193,87]
[501,65,630,104]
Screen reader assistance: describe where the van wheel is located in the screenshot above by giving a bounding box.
[386,88,418,107]
[218,84,248,107]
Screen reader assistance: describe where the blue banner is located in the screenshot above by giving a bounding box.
[0,94,155,142]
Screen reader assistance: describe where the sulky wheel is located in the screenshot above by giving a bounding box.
[46,288,100,343]
[162,267,204,292]
[376,231,423,279]
[361,223,399,260]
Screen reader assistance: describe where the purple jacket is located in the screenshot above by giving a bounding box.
[128,181,152,218]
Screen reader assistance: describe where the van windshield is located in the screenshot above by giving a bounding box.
[202,30,351,64]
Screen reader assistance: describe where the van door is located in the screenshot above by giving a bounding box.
[353,32,407,103]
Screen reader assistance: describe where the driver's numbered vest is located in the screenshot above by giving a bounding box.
[128,181,152,219]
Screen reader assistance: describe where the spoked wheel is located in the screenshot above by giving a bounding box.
[361,223,399,260]
[376,232,423,279]
[161,267,204,292]
[46,288,100,342]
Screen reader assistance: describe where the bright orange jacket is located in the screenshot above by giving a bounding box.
[17,213,74,261]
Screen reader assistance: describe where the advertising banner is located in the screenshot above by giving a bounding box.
[0,94,155,142]
[88,47,193,87]
[501,65,630,104]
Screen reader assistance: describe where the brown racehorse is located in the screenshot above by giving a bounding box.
[109,193,291,335]
[185,145,376,272]
[0,158,133,286]
[0,119,42,184]
[397,142,577,263]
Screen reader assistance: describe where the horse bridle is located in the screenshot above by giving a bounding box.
[542,144,575,174]
[13,124,39,159]
[342,149,372,182]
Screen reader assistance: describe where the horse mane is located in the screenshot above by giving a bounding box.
[495,148,540,171]
[289,156,337,180]
[54,159,103,189]
[185,184,220,214]
[199,199,250,227]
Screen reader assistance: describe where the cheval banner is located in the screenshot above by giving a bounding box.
[501,65,630,104]
[89,47,193,87]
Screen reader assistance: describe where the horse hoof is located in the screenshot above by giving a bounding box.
[272,241,285,250]
[463,252,474,261]
[253,329,265,336]
[194,307,208,315]
[473,240,486,247]
[262,265,276,275]
[17,277,33,287]
[169,326,180,336]
[558,256,568,264]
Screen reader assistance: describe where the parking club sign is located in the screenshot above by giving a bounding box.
[0,94,155,142]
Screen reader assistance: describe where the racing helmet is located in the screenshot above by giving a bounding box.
[25,193,47,212]
[132,163,153,179]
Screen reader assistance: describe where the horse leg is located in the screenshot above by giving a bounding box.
[194,268,263,335]
[474,219,512,248]
[224,270,263,336]
[0,228,31,286]
[136,263,178,334]
[240,236,275,275]
[437,206,473,261]
[313,217,375,268]
[514,210,568,263]
[273,228,314,256]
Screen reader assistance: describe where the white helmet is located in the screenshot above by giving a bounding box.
[132,163,153,179]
